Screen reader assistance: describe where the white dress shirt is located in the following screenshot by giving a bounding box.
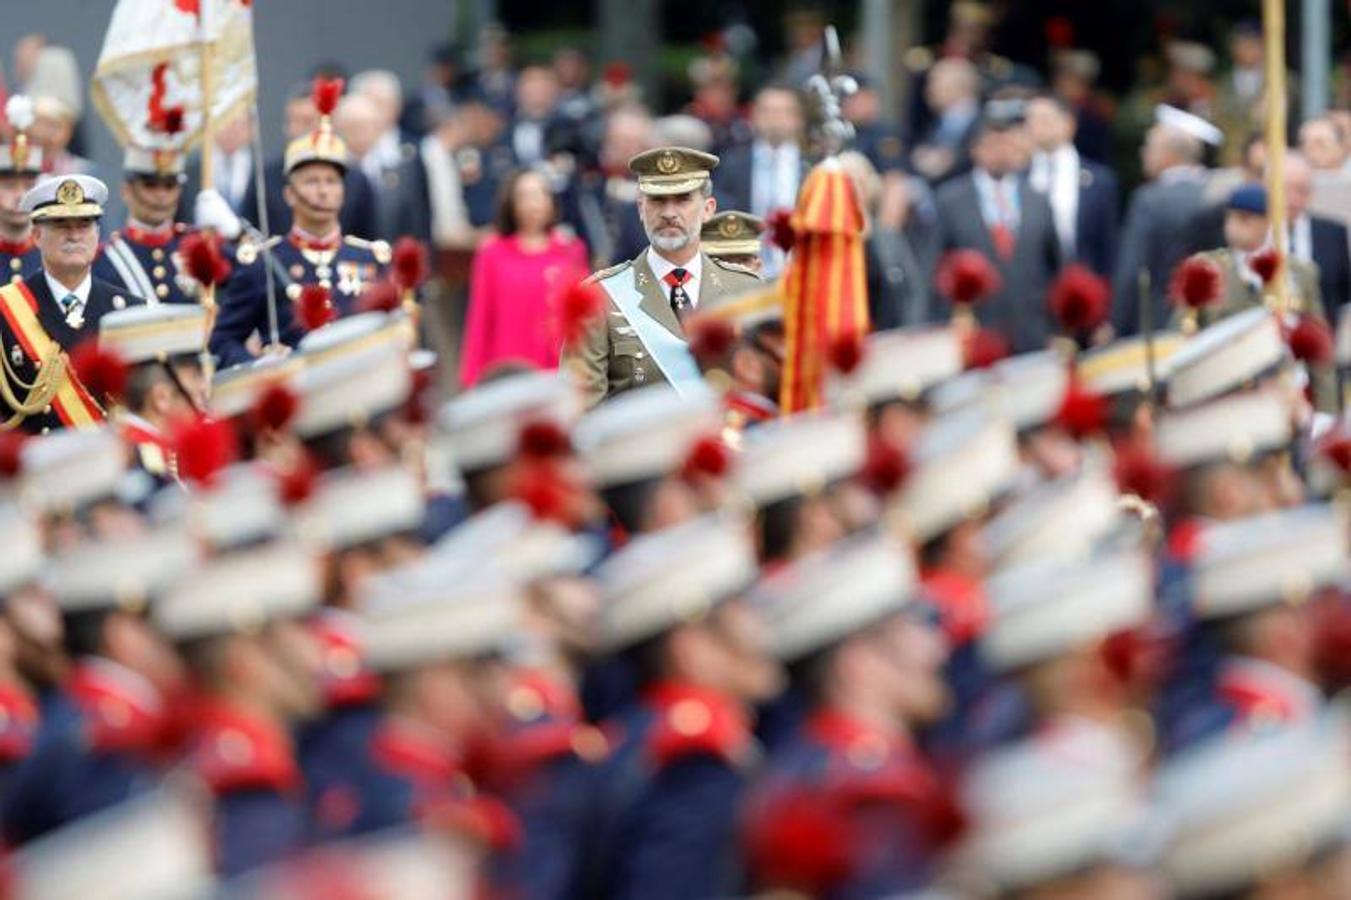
[1031,145,1079,256]
[212,147,253,212]
[1290,214,1313,263]
[647,249,703,309]
[45,270,91,321]
[972,169,1021,233]
[750,140,801,219]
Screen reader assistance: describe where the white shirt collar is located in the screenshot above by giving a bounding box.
[45,270,92,306]
[647,248,703,306]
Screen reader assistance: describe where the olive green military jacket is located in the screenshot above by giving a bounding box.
[561,248,760,408]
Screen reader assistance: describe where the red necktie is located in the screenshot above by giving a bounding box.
[664,268,692,321]
[991,181,1015,260]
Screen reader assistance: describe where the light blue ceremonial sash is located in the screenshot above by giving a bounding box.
[599,267,703,395]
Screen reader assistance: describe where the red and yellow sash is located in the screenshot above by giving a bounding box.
[0,281,102,429]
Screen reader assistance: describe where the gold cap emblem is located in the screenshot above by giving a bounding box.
[718,215,741,238]
[656,151,680,175]
[56,179,84,206]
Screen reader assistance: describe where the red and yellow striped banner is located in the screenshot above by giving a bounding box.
[0,282,103,429]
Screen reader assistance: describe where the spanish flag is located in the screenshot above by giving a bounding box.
[779,159,868,413]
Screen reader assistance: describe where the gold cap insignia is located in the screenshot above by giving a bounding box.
[718,215,741,238]
[56,179,84,206]
[656,151,680,175]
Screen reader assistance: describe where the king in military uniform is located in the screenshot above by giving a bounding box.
[93,147,218,307]
[210,79,390,368]
[0,175,141,434]
[562,146,761,408]
[0,96,45,284]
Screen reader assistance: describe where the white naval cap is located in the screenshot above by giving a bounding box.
[437,370,581,473]
[293,311,414,439]
[99,303,208,365]
[1154,103,1224,147]
[597,511,758,651]
[1153,712,1351,898]
[154,540,320,641]
[0,502,42,596]
[290,465,424,551]
[929,351,1069,434]
[46,526,199,614]
[150,463,285,550]
[571,383,722,488]
[429,500,601,583]
[981,547,1154,672]
[755,531,917,662]
[18,427,129,515]
[734,409,867,507]
[1190,503,1350,620]
[892,409,1020,544]
[1155,387,1294,470]
[1166,307,1289,409]
[830,326,964,408]
[20,174,107,221]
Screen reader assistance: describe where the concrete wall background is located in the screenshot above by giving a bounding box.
[1,0,456,222]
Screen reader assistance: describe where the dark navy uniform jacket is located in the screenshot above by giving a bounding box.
[209,230,389,368]
[0,237,41,286]
[92,222,226,306]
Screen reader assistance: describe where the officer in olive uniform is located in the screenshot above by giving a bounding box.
[0,96,44,284]
[562,147,760,408]
[210,84,390,368]
[700,210,766,274]
[93,147,219,306]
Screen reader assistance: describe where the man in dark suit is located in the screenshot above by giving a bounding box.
[1286,151,1351,315]
[936,113,1061,352]
[0,175,142,433]
[1111,110,1215,337]
[1025,94,1118,278]
[712,84,806,277]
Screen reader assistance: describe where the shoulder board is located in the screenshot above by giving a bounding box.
[236,235,281,266]
[344,235,392,264]
[709,257,760,278]
[584,259,632,285]
[904,46,935,72]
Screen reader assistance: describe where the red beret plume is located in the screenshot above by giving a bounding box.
[827,333,865,375]
[1048,264,1110,334]
[357,279,402,314]
[937,249,1001,306]
[313,77,344,117]
[391,237,428,292]
[1169,255,1223,309]
[517,419,571,460]
[555,278,604,348]
[681,434,732,482]
[766,208,797,252]
[1249,247,1281,286]
[688,316,737,365]
[744,790,853,895]
[1054,382,1109,440]
[276,453,319,507]
[70,341,129,406]
[601,61,632,88]
[297,284,336,332]
[179,230,232,287]
[1287,315,1334,366]
[1113,439,1175,508]
[860,433,910,496]
[0,432,26,479]
[168,415,238,488]
[249,382,300,434]
[962,328,1009,370]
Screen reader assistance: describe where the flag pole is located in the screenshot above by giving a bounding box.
[199,0,215,192]
[1263,0,1290,316]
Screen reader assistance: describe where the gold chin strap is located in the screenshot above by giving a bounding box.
[0,339,66,428]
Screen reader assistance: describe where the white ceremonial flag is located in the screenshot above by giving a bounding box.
[90,0,256,150]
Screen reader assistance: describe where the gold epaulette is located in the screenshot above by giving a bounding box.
[344,235,392,264]
[584,259,633,285]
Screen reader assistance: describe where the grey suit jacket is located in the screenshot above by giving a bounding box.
[1111,172,1209,337]
[935,173,1062,352]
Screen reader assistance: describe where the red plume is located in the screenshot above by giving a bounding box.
[405,364,435,426]
[1287,315,1334,365]
[1169,255,1223,309]
[297,284,336,332]
[517,420,571,459]
[358,279,402,314]
[1054,382,1109,440]
[179,230,232,286]
[511,460,581,526]
[1048,264,1110,334]
[69,341,129,405]
[249,382,300,434]
[1113,439,1175,508]
[555,278,604,347]
[313,77,344,117]
[1044,15,1075,48]
[391,237,428,292]
[744,789,853,895]
[681,434,732,482]
[277,454,320,507]
[0,432,26,479]
[937,249,1001,306]
[1249,247,1281,285]
[766,208,796,252]
[827,333,865,375]
[601,61,632,88]
[168,415,238,488]
[689,316,737,365]
[860,433,910,495]
[962,328,1009,370]
[1319,429,1351,473]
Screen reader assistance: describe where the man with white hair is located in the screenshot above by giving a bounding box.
[1282,151,1350,315]
[350,69,413,190]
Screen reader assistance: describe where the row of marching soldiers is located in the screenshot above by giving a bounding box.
[0,215,1350,899]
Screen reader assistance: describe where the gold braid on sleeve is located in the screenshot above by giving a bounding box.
[0,339,66,429]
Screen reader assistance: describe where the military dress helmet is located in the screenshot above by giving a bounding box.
[284,77,349,177]
[0,95,44,176]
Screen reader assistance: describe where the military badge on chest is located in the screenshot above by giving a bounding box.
[336,261,375,298]
[9,341,25,368]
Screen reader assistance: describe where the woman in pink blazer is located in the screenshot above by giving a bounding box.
[459,168,588,387]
